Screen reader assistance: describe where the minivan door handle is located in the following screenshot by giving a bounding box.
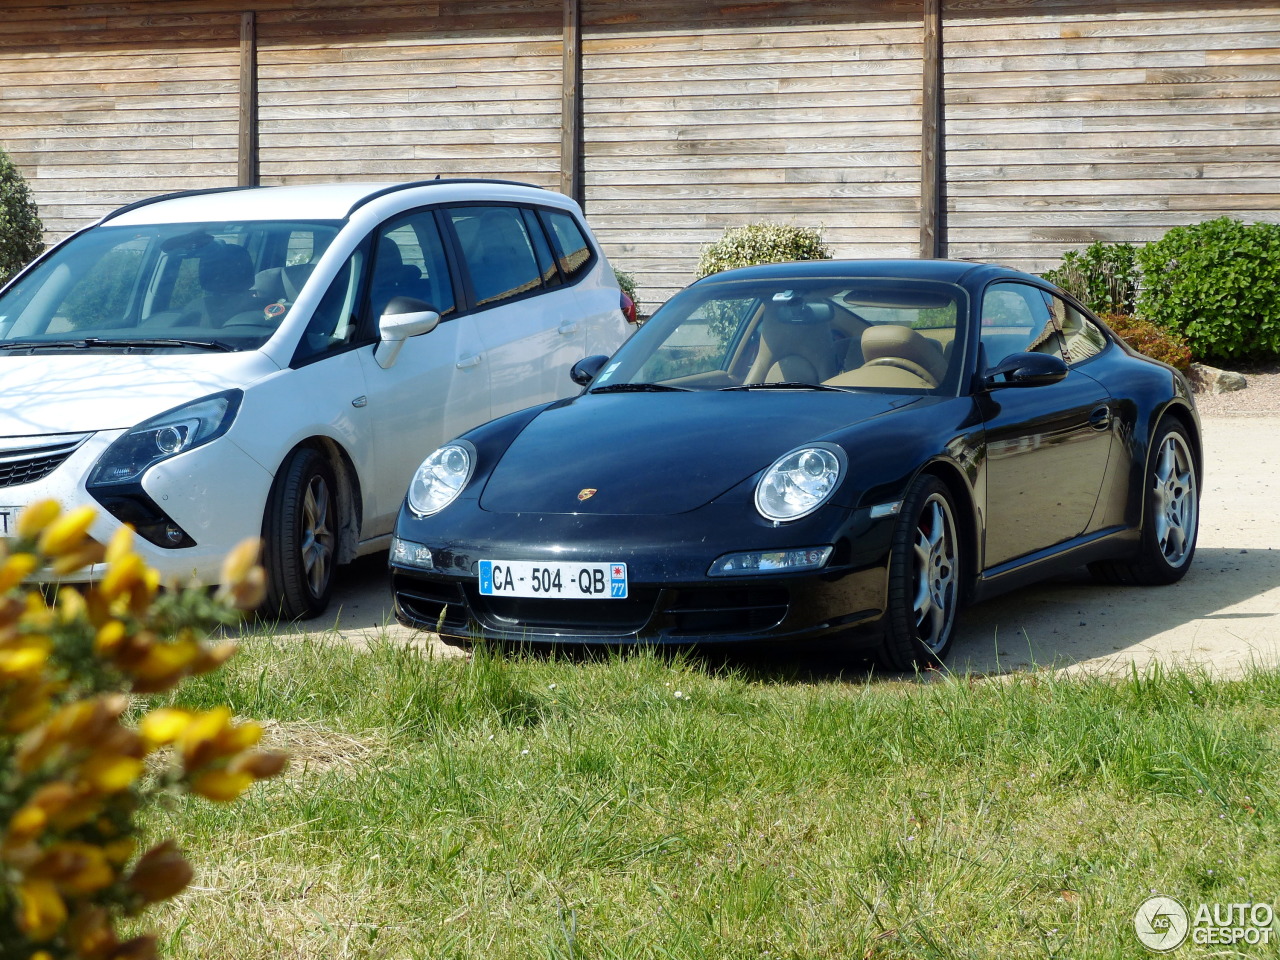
[557,320,579,336]
[456,353,483,370]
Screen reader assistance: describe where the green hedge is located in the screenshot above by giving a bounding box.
[1135,217,1280,362]
[1041,241,1139,316]
[696,222,831,278]
[0,147,43,285]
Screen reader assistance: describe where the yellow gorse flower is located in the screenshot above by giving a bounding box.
[0,553,40,594]
[36,506,97,558]
[16,877,66,940]
[2,502,283,953]
[215,536,267,610]
[14,499,60,540]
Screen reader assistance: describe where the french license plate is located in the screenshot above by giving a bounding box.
[0,506,20,537]
[478,560,628,599]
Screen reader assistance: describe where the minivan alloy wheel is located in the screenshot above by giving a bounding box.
[263,447,340,620]
[301,473,335,598]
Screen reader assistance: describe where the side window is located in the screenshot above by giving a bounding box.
[294,245,368,365]
[1043,291,1106,364]
[521,207,561,288]
[980,282,1065,368]
[285,229,322,267]
[367,210,455,322]
[449,205,543,308]
[542,209,594,282]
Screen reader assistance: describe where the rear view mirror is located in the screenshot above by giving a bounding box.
[375,297,440,369]
[983,351,1068,389]
[570,354,610,386]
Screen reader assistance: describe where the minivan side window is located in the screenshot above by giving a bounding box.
[542,209,594,282]
[521,207,561,288]
[449,205,543,308]
[367,211,455,321]
[293,244,368,365]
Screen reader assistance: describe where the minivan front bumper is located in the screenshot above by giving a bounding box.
[1,428,274,585]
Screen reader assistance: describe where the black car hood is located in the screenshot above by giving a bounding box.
[479,390,917,515]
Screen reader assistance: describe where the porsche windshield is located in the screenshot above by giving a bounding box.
[0,219,341,353]
[594,276,969,394]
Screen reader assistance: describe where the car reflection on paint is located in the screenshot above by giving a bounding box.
[389,259,1201,668]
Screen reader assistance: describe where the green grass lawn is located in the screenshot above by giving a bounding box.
[144,633,1280,959]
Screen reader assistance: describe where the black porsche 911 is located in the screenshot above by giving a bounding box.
[389,259,1200,668]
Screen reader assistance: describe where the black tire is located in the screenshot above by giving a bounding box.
[1090,417,1198,586]
[262,447,339,620]
[877,475,963,671]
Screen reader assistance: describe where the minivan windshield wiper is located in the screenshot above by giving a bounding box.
[590,382,692,393]
[720,381,850,392]
[0,337,234,353]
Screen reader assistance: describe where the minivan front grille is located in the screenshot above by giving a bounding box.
[0,434,90,489]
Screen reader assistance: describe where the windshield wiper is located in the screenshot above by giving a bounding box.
[93,337,235,352]
[0,337,233,352]
[590,382,692,393]
[720,381,850,392]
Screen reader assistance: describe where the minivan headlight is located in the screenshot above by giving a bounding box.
[408,442,474,516]
[88,390,242,487]
[754,445,843,522]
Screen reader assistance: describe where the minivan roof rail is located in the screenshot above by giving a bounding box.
[99,186,254,224]
[345,178,545,217]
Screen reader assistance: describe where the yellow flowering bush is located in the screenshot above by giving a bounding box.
[1,502,285,959]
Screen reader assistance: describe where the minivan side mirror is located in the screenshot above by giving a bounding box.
[374,297,440,369]
[982,351,1069,389]
[570,354,610,386]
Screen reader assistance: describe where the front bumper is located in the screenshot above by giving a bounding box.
[0,429,274,585]
[389,502,897,645]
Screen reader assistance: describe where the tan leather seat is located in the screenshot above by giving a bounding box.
[746,301,839,384]
[859,324,948,386]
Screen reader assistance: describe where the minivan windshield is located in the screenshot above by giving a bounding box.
[0,219,342,353]
[591,276,969,395]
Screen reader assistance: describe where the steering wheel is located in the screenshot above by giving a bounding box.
[862,356,939,387]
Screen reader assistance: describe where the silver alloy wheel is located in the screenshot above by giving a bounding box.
[301,474,335,597]
[912,493,958,653]
[1151,430,1197,568]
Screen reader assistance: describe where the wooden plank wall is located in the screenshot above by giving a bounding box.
[2,1,1279,300]
[580,1,926,305]
[0,2,241,239]
[254,1,563,186]
[942,0,1280,273]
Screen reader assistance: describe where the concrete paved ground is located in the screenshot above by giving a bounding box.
[272,415,1280,678]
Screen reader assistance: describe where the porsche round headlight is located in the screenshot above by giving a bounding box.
[407,443,474,516]
[754,446,842,522]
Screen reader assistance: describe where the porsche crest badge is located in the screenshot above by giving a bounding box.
[578,488,597,501]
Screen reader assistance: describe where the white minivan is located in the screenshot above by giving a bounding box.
[0,179,634,617]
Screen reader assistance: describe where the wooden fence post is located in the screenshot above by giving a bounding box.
[561,0,582,204]
[920,0,942,258]
[238,11,258,187]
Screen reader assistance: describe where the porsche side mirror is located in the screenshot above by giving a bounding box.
[983,351,1069,389]
[374,297,440,369]
[570,354,610,386]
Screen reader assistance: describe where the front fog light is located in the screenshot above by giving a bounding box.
[390,537,434,570]
[708,546,833,577]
